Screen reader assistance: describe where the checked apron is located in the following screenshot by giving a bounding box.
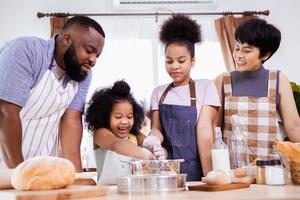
[223,70,280,161]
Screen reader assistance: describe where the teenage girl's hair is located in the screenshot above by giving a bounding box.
[235,18,281,61]
[159,14,202,58]
[85,80,145,135]
[62,15,105,38]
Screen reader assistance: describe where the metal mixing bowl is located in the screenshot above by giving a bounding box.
[130,159,184,175]
[117,174,187,194]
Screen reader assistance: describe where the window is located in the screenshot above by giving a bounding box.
[82,17,226,169]
[87,39,154,102]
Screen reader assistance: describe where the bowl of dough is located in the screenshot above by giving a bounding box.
[130,159,184,175]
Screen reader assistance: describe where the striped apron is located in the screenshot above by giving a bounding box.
[223,70,280,161]
[0,65,78,168]
[20,65,79,160]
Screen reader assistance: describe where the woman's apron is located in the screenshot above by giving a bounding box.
[94,134,137,185]
[223,70,280,161]
[20,59,78,159]
[159,79,202,181]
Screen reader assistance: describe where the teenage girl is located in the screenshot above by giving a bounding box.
[143,14,221,181]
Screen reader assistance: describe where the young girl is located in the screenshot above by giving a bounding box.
[214,19,300,162]
[85,80,155,184]
[143,14,220,181]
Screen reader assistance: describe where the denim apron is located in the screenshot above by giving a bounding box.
[159,79,202,181]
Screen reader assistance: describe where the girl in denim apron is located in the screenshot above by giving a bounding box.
[214,19,300,162]
[143,14,221,181]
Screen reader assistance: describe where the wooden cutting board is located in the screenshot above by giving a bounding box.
[188,182,251,192]
[0,185,107,200]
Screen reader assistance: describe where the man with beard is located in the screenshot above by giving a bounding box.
[0,16,105,172]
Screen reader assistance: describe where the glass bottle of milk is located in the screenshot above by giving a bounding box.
[212,127,231,174]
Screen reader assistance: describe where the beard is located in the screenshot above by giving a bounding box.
[63,44,87,82]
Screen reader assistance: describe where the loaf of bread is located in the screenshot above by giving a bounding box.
[11,156,75,190]
[273,140,300,162]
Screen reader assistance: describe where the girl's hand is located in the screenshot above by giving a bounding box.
[142,148,155,160]
[153,145,167,160]
[142,135,161,152]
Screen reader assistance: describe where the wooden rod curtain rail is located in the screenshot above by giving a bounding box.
[37,10,269,18]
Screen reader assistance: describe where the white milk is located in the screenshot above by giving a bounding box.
[212,149,231,174]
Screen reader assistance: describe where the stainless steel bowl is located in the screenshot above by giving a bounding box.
[130,159,184,175]
[117,174,186,194]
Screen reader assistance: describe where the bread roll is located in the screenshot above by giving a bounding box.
[202,170,231,185]
[11,156,75,190]
[233,168,247,178]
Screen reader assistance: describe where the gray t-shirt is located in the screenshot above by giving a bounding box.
[228,66,280,106]
[0,36,92,112]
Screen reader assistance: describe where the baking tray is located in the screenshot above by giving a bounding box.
[117,174,186,194]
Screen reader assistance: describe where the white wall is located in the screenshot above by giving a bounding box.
[0,0,299,82]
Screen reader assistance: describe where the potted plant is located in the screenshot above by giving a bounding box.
[291,82,300,115]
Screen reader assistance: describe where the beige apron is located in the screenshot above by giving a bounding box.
[95,149,132,185]
[223,70,280,161]
[94,134,137,185]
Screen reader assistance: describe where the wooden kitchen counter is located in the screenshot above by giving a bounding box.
[87,183,300,200]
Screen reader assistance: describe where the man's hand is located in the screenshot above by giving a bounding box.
[0,100,23,168]
[60,109,83,172]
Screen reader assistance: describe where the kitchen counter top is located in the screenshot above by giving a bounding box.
[87,183,300,200]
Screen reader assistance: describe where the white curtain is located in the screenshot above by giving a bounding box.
[95,15,218,42]
[97,17,144,39]
[195,16,219,42]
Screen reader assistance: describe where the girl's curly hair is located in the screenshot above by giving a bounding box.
[159,14,202,57]
[84,80,145,136]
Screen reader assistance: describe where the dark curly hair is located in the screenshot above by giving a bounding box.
[62,15,105,38]
[235,18,281,62]
[85,80,145,136]
[159,14,202,58]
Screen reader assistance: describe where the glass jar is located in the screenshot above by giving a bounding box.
[256,160,267,184]
[265,160,285,185]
